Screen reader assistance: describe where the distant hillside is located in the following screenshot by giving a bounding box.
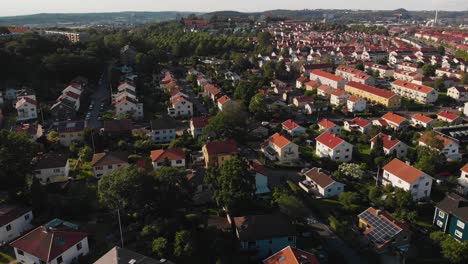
[0,11,198,27]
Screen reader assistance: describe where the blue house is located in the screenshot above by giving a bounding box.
[433,193,468,241]
[251,161,271,198]
[233,213,296,260]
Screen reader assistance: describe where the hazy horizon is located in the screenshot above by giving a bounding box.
[1,0,467,17]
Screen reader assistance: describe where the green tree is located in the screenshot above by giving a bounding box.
[206,156,255,213]
[0,131,37,195]
[249,93,267,117]
[434,78,445,90]
[461,72,468,85]
[174,230,194,260]
[422,64,437,77]
[338,192,360,211]
[47,130,59,143]
[204,104,248,141]
[152,237,168,257]
[272,189,308,220]
[78,146,93,162]
[437,46,445,56]
[430,231,468,263]
[355,62,365,71]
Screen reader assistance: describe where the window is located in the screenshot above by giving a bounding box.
[76,242,82,251]
[425,182,429,186]
[455,230,463,239]
[56,256,63,264]
[437,220,443,227]
[17,250,24,256]
[438,211,445,218]
[457,220,465,229]
[96,166,103,170]
[24,214,30,221]
[108,165,112,169]
[413,184,419,188]
[6,225,11,231]
[176,160,182,164]
[53,168,61,173]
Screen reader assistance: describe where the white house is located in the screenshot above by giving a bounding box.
[447,86,468,102]
[300,168,345,198]
[115,96,144,119]
[370,133,408,158]
[391,80,438,104]
[261,133,299,162]
[458,164,468,196]
[190,116,209,138]
[330,89,350,106]
[437,111,462,124]
[91,152,129,178]
[315,132,353,162]
[310,69,347,89]
[150,148,186,170]
[343,118,372,134]
[0,205,33,245]
[382,158,432,201]
[10,219,89,264]
[381,112,409,130]
[346,95,366,113]
[411,113,435,128]
[282,119,306,136]
[418,132,460,160]
[149,116,178,143]
[15,97,37,121]
[217,95,236,111]
[168,95,193,117]
[34,153,70,184]
[317,118,341,134]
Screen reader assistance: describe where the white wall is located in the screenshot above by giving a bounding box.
[152,159,186,170]
[35,161,70,184]
[93,162,127,178]
[0,211,32,245]
[383,170,432,201]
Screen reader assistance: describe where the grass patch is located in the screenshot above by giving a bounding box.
[0,247,16,263]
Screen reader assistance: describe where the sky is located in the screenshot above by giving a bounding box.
[1,0,467,17]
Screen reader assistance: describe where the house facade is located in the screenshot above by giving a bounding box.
[34,154,70,184]
[202,139,238,168]
[149,116,177,143]
[0,205,33,244]
[315,132,353,162]
[301,168,345,197]
[261,133,299,163]
[91,152,129,178]
[433,193,468,241]
[344,82,401,108]
[150,148,186,170]
[310,70,347,89]
[391,80,438,104]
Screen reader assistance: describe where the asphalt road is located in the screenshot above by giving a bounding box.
[87,70,111,129]
[181,80,208,116]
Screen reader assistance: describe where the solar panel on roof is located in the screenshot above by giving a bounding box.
[360,210,401,246]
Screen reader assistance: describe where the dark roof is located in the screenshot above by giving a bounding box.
[94,246,174,264]
[91,152,129,167]
[304,168,336,188]
[233,213,295,241]
[57,120,84,133]
[10,219,88,262]
[35,153,69,170]
[204,139,238,156]
[150,116,178,131]
[103,119,133,133]
[436,193,468,222]
[0,204,31,227]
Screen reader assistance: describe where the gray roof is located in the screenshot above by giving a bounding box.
[35,153,69,169]
[150,116,178,131]
[233,213,295,241]
[94,246,174,264]
[436,193,468,222]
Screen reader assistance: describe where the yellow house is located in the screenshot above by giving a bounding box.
[202,139,238,168]
[345,81,401,108]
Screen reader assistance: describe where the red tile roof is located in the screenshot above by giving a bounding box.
[316,132,345,149]
[392,80,434,94]
[191,116,209,128]
[331,89,347,97]
[264,133,292,148]
[382,112,407,125]
[412,113,433,124]
[282,119,301,131]
[310,69,344,82]
[347,95,364,103]
[217,95,231,105]
[438,111,460,121]
[151,148,185,162]
[318,118,337,129]
[348,117,371,128]
[10,224,88,262]
[15,97,37,108]
[419,132,455,148]
[383,158,426,184]
[263,246,319,264]
[346,81,397,99]
[461,163,468,173]
[370,133,402,150]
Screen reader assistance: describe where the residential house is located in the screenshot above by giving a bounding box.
[315,132,353,162]
[411,113,435,128]
[10,219,89,264]
[263,246,319,264]
[150,148,186,170]
[50,99,77,121]
[382,158,432,201]
[261,133,299,163]
[91,152,129,178]
[344,82,401,108]
[296,76,309,89]
[250,161,271,198]
[447,86,468,102]
[102,119,133,137]
[343,117,372,134]
[202,139,238,168]
[358,207,411,252]
[457,164,468,196]
[292,96,314,108]
[149,116,178,143]
[15,123,43,142]
[335,65,375,85]
[57,120,84,147]
[365,64,394,78]
[370,133,408,158]
[438,111,462,124]
[305,80,319,91]
[115,96,144,119]
[317,118,341,134]
[393,70,422,82]
[330,89,350,106]
[15,97,37,121]
[391,80,438,104]
[168,95,192,117]
[282,119,306,136]
[310,70,347,89]
[94,246,174,264]
[233,214,296,260]
[0,205,33,244]
[433,193,468,241]
[317,84,334,97]
[381,112,409,130]
[190,116,209,138]
[217,95,236,111]
[34,153,70,184]
[346,95,366,112]
[418,132,460,160]
[300,168,345,197]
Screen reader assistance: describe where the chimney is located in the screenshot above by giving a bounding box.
[376,209,382,216]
